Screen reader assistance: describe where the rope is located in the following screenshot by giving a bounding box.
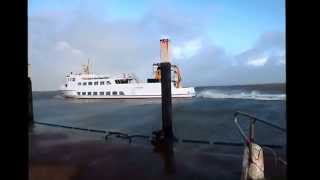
[34,121,284,150]
[34,121,107,134]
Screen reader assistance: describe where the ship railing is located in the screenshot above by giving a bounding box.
[233,111,287,167]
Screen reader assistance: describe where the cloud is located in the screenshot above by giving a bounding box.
[55,41,70,51]
[55,41,85,58]
[236,31,286,67]
[279,57,285,65]
[178,31,286,86]
[255,31,285,51]
[172,38,203,60]
[28,2,285,90]
[246,56,268,66]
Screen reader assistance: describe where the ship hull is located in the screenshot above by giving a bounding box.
[60,83,195,99]
[62,94,194,99]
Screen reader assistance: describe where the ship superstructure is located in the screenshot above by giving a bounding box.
[60,39,195,99]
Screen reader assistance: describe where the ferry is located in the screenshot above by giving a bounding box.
[60,39,195,99]
[60,61,195,99]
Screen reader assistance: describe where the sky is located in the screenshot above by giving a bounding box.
[28,0,286,91]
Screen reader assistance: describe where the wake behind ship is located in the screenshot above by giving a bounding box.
[60,39,195,99]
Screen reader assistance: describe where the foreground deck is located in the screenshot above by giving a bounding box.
[29,126,286,180]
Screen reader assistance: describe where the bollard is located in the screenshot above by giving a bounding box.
[241,143,264,180]
[160,62,174,140]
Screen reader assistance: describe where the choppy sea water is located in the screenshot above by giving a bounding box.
[32,83,286,153]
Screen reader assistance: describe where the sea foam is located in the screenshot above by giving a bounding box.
[197,90,286,101]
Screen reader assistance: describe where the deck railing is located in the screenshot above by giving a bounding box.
[234,111,287,166]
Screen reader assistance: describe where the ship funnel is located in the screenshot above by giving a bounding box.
[160,39,170,62]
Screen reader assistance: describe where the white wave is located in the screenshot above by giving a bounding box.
[197,90,286,101]
[53,94,64,99]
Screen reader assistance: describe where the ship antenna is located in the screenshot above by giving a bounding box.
[88,58,90,74]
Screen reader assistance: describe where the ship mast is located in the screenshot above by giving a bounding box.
[87,58,90,74]
[82,58,91,74]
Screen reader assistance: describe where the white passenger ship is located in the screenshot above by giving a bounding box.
[60,39,195,99]
[60,61,195,99]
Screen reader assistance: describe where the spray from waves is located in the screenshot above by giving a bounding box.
[197,90,286,101]
[53,94,64,99]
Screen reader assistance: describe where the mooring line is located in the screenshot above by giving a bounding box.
[181,139,210,144]
[34,121,284,149]
[34,121,107,134]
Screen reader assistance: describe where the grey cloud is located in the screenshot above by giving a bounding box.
[255,31,285,50]
[29,7,205,90]
[235,31,285,66]
[29,5,285,91]
[179,31,286,86]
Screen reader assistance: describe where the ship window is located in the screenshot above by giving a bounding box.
[100,81,104,85]
[112,91,117,95]
[119,91,124,95]
[78,82,81,86]
[106,91,110,95]
[106,81,111,85]
[83,82,87,86]
[82,92,86,95]
[77,92,80,95]
[88,82,92,85]
[72,78,75,81]
[115,79,129,84]
[99,92,104,95]
[93,92,97,96]
[94,81,98,85]
[88,92,91,96]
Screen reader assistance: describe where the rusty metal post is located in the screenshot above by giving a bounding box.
[151,39,175,144]
[160,38,174,140]
[160,62,174,140]
[160,39,170,63]
[151,39,176,174]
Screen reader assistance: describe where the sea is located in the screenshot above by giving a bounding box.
[32,83,286,155]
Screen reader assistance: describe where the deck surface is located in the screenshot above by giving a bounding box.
[29,126,286,180]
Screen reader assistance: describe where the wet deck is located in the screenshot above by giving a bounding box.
[29,126,286,180]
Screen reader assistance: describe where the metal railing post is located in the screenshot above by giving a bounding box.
[249,121,255,143]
